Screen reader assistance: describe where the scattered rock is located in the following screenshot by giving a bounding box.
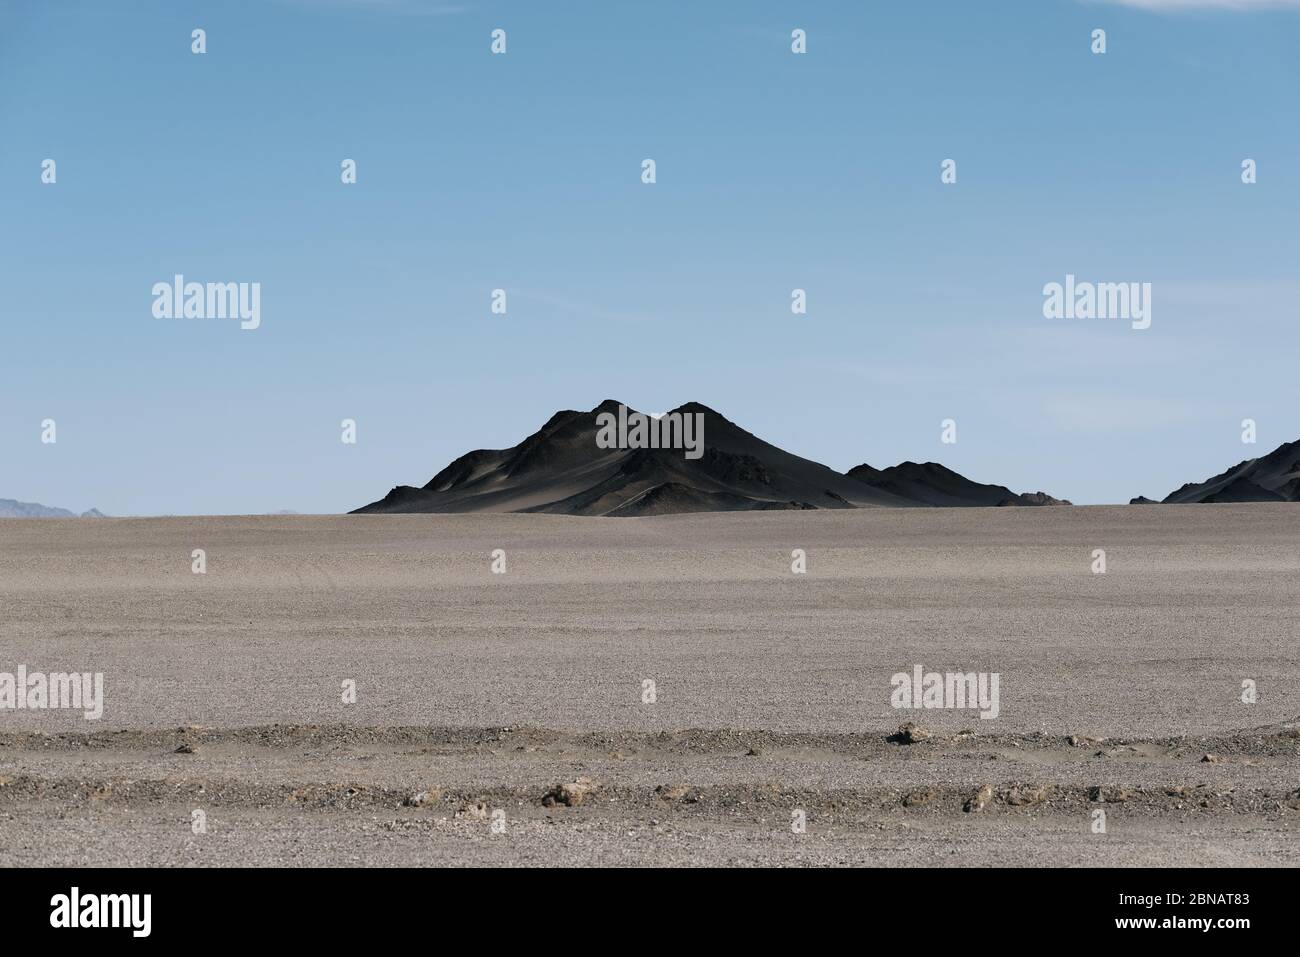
[890,722,931,745]
[963,784,993,813]
[744,747,761,757]
[902,789,936,808]
[1067,735,1098,748]
[173,743,195,754]
[1088,743,1135,759]
[542,776,597,808]
[456,801,489,820]
[1089,785,1132,803]
[404,788,442,807]
[1004,785,1047,807]
[655,784,690,802]
[1200,753,1220,764]
[1286,790,1300,811]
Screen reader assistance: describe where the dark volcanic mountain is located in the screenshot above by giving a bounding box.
[846,461,1070,507]
[1160,439,1300,504]
[352,401,1068,516]
[355,400,914,516]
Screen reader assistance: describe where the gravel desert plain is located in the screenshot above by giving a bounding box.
[1,505,1297,866]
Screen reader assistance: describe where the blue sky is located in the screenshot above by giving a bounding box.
[1,0,1297,514]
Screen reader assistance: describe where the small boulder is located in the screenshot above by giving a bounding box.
[655,784,691,802]
[542,776,597,808]
[1004,785,1047,807]
[890,722,931,745]
[1089,785,1132,803]
[964,784,993,813]
[404,788,442,807]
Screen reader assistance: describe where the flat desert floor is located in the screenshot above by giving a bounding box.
[0,506,1297,866]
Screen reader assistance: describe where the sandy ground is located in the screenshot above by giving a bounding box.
[0,506,1297,866]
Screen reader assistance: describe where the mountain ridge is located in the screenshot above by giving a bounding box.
[1156,439,1300,504]
[352,401,1068,516]
[0,499,107,519]
[847,461,1069,508]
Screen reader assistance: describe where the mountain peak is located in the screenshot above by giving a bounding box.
[352,401,1067,516]
[1160,438,1300,503]
[671,401,723,417]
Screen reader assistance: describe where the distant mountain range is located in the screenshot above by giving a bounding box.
[352,400,1070,516]
[12,407,1294,519]
[845,462,1067,508]
[1132,438,1300,504]
[0,499,106,519]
